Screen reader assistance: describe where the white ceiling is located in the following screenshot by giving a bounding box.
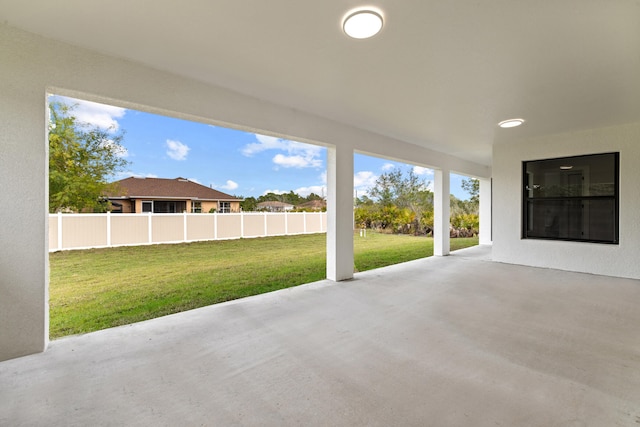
[2,0,639,166]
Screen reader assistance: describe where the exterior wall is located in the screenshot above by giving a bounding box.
[217,201,241,213]
[126,199,232,213]
[118,200,134,213]
[200,201,218,213]
[493,121,640,279]
[0,23,488,361]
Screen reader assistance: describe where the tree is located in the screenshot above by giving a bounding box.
[367,168,433,235]
[240,196,258,212]
[49,102,129,213]
[461,177,479,204]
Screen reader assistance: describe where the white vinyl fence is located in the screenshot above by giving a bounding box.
[49,212,327,252]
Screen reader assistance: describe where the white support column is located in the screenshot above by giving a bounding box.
[326,144,354,281]
[434,168,450,256]
[479,177,492,245]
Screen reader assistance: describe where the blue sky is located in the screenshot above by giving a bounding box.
[52,95,474,200]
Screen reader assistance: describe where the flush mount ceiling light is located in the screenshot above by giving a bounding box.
[498,118,525,128]
[343,9,383,39]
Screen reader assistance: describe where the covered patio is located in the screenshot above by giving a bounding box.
[2,1,640,423]
[1,246,639,426]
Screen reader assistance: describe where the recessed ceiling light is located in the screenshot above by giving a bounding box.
[343,10,383,39]
[498,118,525,128]
[560,165,573,170]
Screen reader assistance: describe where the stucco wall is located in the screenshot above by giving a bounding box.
[0,23,489,361]
[493,121,640,279]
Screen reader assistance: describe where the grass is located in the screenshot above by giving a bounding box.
[49,232,478,338]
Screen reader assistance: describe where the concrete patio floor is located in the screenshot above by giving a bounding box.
[1,245,639,426]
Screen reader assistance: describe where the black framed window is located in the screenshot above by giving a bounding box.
[522,152,619,244]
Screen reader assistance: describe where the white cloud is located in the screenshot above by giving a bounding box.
[220,180,239,191]
[412,166,433,176]
[263,189,287,195]
[166,139,190,161]
[242,135,288,155]
[354,170,378,189]
[273,154,322,169]
[353,170,379,198]
[381,163,396,171]
[188,177,202,185]
[243,133,323,169]
[294,185,326,197]
[58,97,126,131]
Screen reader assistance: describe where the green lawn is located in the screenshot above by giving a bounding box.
[49,232,478,338]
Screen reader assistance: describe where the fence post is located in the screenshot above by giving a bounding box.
[148,212,153,244]
[285,211,288,235]
[183,211,188,242]
[214,212,218,240]
[303,211,307,234]
[106,211,112,247]
[57,211,63,251]
[240,211,244,238]
[264,212,268,236]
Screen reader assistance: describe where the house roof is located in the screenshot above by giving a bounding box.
[296,200,326,210]
[109,177,242,201]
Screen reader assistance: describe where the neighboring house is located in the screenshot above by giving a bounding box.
[107,177,242,213]
[256,201,295,212]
